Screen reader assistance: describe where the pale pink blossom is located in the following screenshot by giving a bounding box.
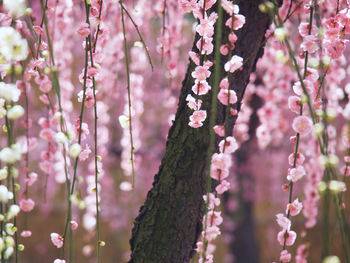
[288,96,302,114]
[301,35,319,53]
[286,198,303,216]
[219,78,229,90]
[70,221,78,230]
[298,22,317,37]
[225,14,246,30]
[77,23,90,38]
[218,136,238,154]
[288,152,305,166]
[224,55,243,73]
[213,125,225,137]
[50,233,63,248]
[217,89,237,105]
[276,213,291,230]
[192,80,211,95]
[280,250,292,262]
[19,198,35,212]
[196,19,215,37]
[78,87,95,108]
[186,94,202,110]
[203,193,220,210]
[20,230,32,237]
[287,166,306,182]
[277,229,297,246]
[189,110,207,128]
[196,36,214,54]
[79,144,91,161]
[215,180,230,194]
[25,172,38,186]
[292,116,312,136]
[192,66,211,81]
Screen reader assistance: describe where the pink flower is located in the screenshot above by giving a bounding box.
[286,198,303,216]
[217,89,237,105]
[288,96,302,114]
[225,14,246,30]
[288,152,305,166]
[218,136,238,154]
[292,116,312,136]
[280,250,292,262]
[213,125,225,137]
[50,233,63,248]
[77,23,90,38]
[79,144,91,161]
[196,19,215,37]
[25,172,38,186]
[301,35,319,53]
[192,80,211,95]
[78,87,95,108]
[276,213,291,230]
[19,198,35,212]
[324,39,349,59]
[20,230,32,237]
[203,193,220,210]
[40,128,55,141]
[219,78,229,90]
[224,55,243,73]
[202,225,221,241]
[189,51,200,65]
[192,66,211,81]
[39,76,52,93]
[189,110,207,128]
[277,229,297,246]
[287,166,306,182]
[292,80,314,96]
[298,22,317,37]
[215,180,230,194]
[70,221,78,230]
[196,36,214,55]
[206,211,223,226]
[186,94,202,110]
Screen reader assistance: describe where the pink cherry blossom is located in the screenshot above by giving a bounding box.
[215,180,230,194]
[224,55,243,73]
[301,35,319,53]
[19,198,35,212]
[276,213,291,230]
[280,250,292,262]
[70,220,78,230]
[288,152,305,166]
[25,172,38,186]
[287,166,306,182]
[77,22,90,38]
[292,116,312,136]
[213,125,225,137]
[218,136,238,154]
[192,80,211,95]
[298,22,317,37]
[192,66,211,81]
[288,96,302,114]
[277,229,297,246]
[189,110,207,128]
[50,233,63,248]
[186,94,202,110]
[286,198,303,216]
[20,230,32,237]
[225,14,246,30]
[217,89,237,106]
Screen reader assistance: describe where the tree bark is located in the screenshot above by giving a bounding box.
[129,1,273,262]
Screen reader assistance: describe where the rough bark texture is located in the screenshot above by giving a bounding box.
[129,1,272,262]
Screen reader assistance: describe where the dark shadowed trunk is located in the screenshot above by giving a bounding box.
[223,93,262,263]
[129,1,274,262]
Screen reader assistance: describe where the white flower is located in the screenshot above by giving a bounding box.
[0,185,13,203]
[0,146,21,164]
[7,105,24,119]
[0,27,28,61]
[0,82,21,102]
[54,132,68,144]
[3,0,26,17]
[118,115,129,128]
[4,246,14,260]
[0,168,8,180]
[6,205,20,220]
[5,223,16,235]
[69,143,82,158]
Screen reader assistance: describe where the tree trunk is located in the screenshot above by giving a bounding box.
[129,1,273,262]
[223,93,263,263]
